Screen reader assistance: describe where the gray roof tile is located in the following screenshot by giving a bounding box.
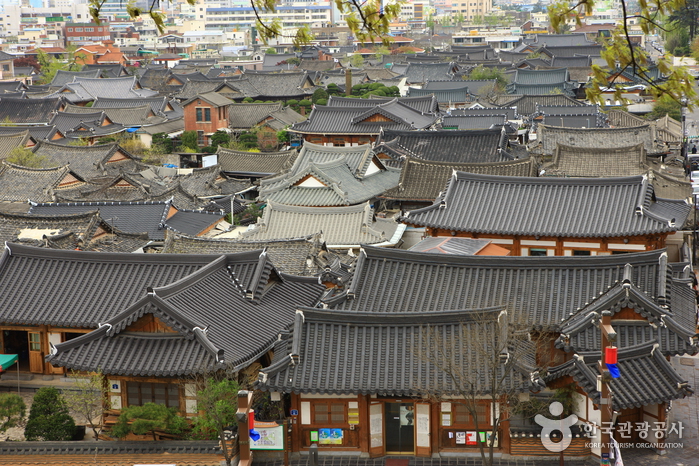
[0,162,74,203]
[238,201,387,246]
[534,124,662,156]
[546,341,692,410]
[381,156,536,202]
[216,148,298,177]
[402,173,690,238]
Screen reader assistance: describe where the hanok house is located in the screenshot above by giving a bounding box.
[0,244,325,418]
[401,173,691,259]
[288,95,439,146]
[182,92,233,147]
[255,246,696,459]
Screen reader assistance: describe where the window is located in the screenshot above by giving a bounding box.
[29,333,41,352]
[196,107,211,122]
[529,248,547,256]
[127,382,179,408]
[75,27,83,32]
[312,402,346,424]
[197,131,205,146]
[67,27,73,32]
[85,27,93,32]
[453,401,489,428]
[572,250,591,256]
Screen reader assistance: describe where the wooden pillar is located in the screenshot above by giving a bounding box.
[358,395,369,454]
[237,390,254,466]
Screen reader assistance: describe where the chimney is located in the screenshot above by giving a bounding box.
[345,68,352,96]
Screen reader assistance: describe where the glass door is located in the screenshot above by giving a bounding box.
[385,402,415,454]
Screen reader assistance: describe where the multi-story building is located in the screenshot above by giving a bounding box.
[203,4,332,31]
[1,3,90,37]
[64,22,111,45]
[451,0,493,21]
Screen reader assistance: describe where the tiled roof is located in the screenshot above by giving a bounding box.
[408,237,496,255]
[182,91,233,108]
[258,142,400,206]
[216,147,298,176]
[290,100,438,136]
[0,125,59,142]
[322,246,678,328]
[534,124,660,156]
[373,128,509,164]
[258,308,539,396]
[441,114,510,130]
[535,45,603,58]
[0,210,100,248]
[238,201,387,246]
[381,157,536,202]
[545,341,692,410]
[0,131,31,160]
[48,249,325,376]
[0,162,73,203]
[407,86,470,103]
[326,94,439,113]
[555,278,698,356]
[92,96,181,118]
[506,82,576,97]
[33,141,140,182]
[228,102,283,129]
[448,106,518,120]
[510,68,570,85]
[50,69,101,87]
[402,173,690,238]
[541,143,650,177]
[494,94,585,116]
[0,97,63,124]
[62,103,161,126]
[238,70,316,98]
[0,243,223,327]
[162,233,323,276]
[48,111,125,139]
[392,62,458,84]
[29,200,173,240]
[524,33,594,47]
[165,209,225,236]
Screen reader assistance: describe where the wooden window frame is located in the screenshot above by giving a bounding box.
[311,401,347,425]
[451,401,490,429]
[127,381,180,409]
[195,107,211,122]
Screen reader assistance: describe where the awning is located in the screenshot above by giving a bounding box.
[0,354,18,372]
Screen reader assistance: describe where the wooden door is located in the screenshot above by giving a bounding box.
[415,402,431,457]
[369,401,384,457]
[47,333,64,374]
[28,332,43,373]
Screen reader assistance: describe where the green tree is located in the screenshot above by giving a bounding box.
[645,94,682,121]
[265,47,277,54]
[210,130,231,149]
[35,47,81,85]
[374,46,391,60]
[151,132,174,154]
[312,87,328,104]
[466,65,507,89]
[6,146,48,168]
[179,130,199,151]
[192,377,240,466]
[24,387,76,441]
[62,370,110,440]
[548,0,696,106]
[238,132,258,149]
[349,54,365,68]
[0,393,25,434]
[111,403,188,441]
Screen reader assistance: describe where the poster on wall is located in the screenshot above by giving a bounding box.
[466,431,478,445]
[318,428,343,445]
[455,432,466,444]
[250,421,284,450]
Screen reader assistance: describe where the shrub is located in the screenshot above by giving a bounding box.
[111,403,188,441]
[312,88,328,104]
[0,393,25,434]
[24,387,76,441]
[152,132,174,153]
[180,130,199,151]
[6,146,48,168]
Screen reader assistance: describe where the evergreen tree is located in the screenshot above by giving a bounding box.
[24,387,76,441]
